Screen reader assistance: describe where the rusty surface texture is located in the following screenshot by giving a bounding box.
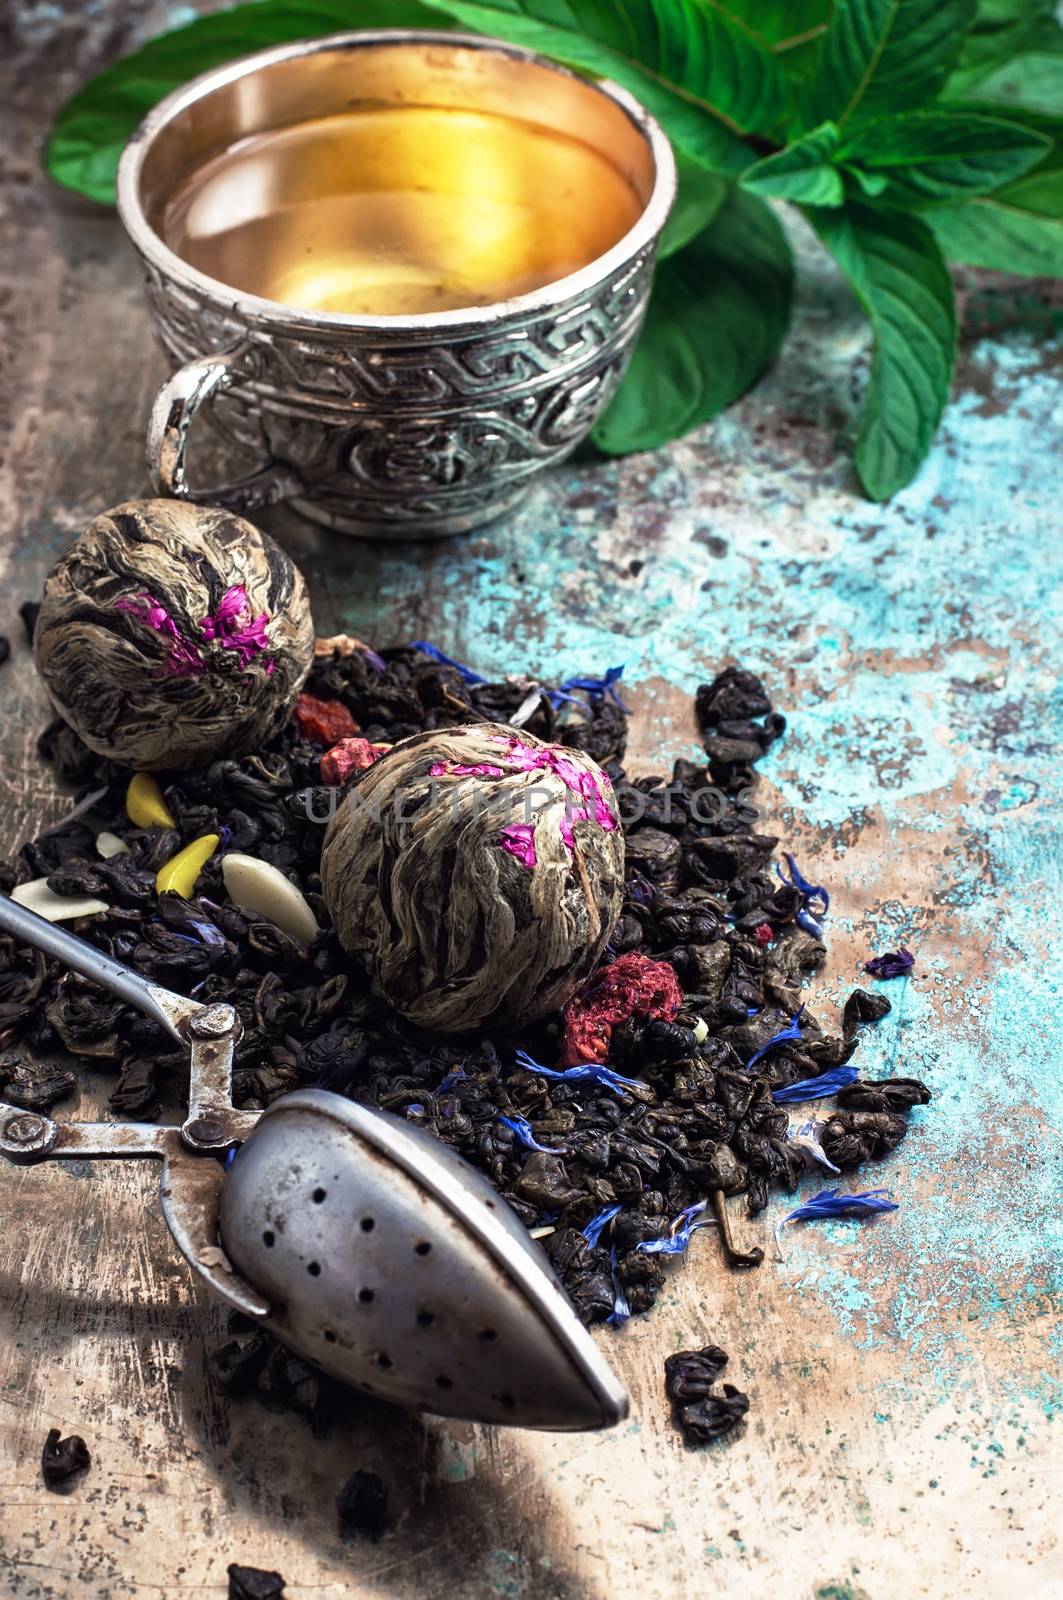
[1,4,1062,1598]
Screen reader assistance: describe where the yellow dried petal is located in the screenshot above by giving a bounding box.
[126,772,176,829]
[156,833,220,898]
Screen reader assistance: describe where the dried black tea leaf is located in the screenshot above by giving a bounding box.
[336,1469,389,1541]
[664,1345,729,1402]
[837,1077,931,1113]
[227,1563,286,1599]
[2,1060,76,1111]
[842,988,892,1035]
[676,1384,749,1445]
[41,1427,90,1489]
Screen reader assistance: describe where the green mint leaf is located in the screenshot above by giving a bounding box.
[971,0,1055,26]
[800,0,976,131]
[808,204,956,500]
[740,123,845,205]
[659,157,729,258]
[928,169,1063,273]
[944,5,1061,99]
[838,110,1050,205]
[45,0,449,204]
[705,0,832,51]
[418,0,789,164]
[592,188,793,455]
[953,49,1063,118]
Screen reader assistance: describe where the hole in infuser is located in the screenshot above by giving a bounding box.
[499,1392,516,1409]
[324,1329,337,1343]
[361,1217,375,1232]
[312,1187,327,1204]
[307,1261,321,1277]
[478,1329,497,1342]
[262,1230,275,1247]
[377,1352,392,1369]
[436,1375,453,1391]
[414,1241,431,1256]
[416,1309,434,1327]
[359,1288,374,1303]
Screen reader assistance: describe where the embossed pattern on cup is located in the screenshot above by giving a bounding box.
[117,32,675,539]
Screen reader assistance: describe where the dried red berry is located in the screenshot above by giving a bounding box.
[754,922,773,947]
[320,737,386,785]
[561,952,682,1067]
[294,693,359,745]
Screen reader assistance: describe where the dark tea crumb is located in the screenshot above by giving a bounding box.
[664,1345,729,1402]
[665,1346,749,1445]
[227,1563,286,1599]
[676,1385,750,1445]
[41,1427,90,1489]
[336,1469,389,1540]
[0,637,10,666]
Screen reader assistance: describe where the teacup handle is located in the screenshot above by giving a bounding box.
[148,346,302,509]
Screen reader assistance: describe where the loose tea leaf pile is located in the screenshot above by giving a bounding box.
[0,641,927,1335]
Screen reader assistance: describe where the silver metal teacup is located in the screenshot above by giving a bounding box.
[116,31,675,539]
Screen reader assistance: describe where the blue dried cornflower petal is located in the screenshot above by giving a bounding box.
[864,946,915,979]
[514,1048,643,1097]
[796,908,825,938]
[497,1113,560,1155]
[549,665,629,713]
[637,1199,711,1255]
[543,685,584,710]
[438,1065,466,1093]
[582,1203,622,1249]
[783,1187,898,1225]
[357,642,387,673]
[778,852,829,913]
[744,1006,805,1072]
[406,1102,426,1117]
[606,1246,631,1328]
[772,1064,859,1104]
[186,918,227,948]
[408,640,487,685]
[224,1146,239,1171]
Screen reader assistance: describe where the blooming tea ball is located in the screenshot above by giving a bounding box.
[321,723,625,1033]
[34,499,314,770]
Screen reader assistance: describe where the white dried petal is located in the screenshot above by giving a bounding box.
[11,879,109,922]
[221,852,319,946]
[692,1016,709,1044]
[95,831,131,859]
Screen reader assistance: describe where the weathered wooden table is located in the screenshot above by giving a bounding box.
[2,6,1061,1597]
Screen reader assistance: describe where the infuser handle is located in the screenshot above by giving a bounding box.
[0,894,202,1044]
[147,345,301,510]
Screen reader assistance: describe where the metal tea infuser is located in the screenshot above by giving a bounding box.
[0,895,628,1432]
